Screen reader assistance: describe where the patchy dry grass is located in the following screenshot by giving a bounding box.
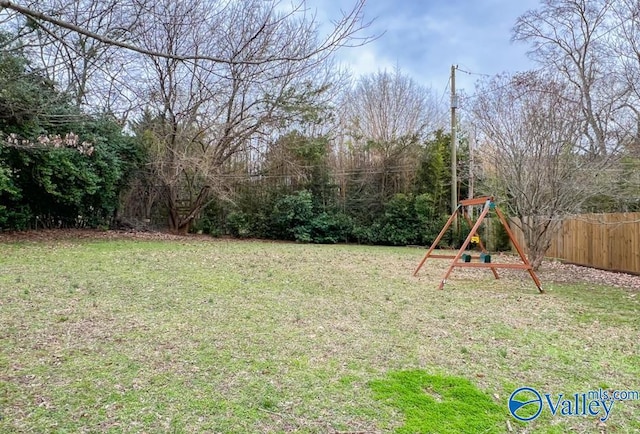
[0,235,638,433]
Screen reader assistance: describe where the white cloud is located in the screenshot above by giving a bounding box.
[298,0,541,91]
[338,45,396,78]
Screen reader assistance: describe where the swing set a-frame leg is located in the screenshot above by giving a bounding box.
[413,205,460,276]
[494,207,544,293]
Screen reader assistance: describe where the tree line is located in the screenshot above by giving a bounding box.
[0,0,639,268]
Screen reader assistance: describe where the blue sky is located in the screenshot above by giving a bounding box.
[318,0,542,93]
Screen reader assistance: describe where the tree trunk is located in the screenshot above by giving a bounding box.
[167,185,212,234]
[528,245,546,271]
[168,213,195,234]
[167,206,195,234]
[523,216,557,271]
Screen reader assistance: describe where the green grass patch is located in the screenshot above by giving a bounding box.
[370,370,505,433]
[0,237,638,433]
[550,283,640,327]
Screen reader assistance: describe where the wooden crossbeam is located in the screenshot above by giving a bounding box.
[458,196,493,207]
[452,262,532,269]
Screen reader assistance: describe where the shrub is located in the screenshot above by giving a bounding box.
[309,212,353,244]
[226,211,252,238]
[268,190,314,241]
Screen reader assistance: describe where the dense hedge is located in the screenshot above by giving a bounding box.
[194,189,475,248]
[0,128,142,230]
[0,43,143,230]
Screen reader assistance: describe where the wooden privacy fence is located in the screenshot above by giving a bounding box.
[510,213,640,275]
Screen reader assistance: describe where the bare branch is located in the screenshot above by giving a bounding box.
[0,0,373,66]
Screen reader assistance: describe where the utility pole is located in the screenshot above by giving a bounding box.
[450,65,457,228]
[468,123,475,220]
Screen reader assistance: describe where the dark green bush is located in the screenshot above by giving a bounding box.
[353,193,446,246]
[226,211,252,238]
[0,128,142,230]
[309,212,352,244]
[268,190,314,241]
[0,45,143,231]
[190,200,224,236]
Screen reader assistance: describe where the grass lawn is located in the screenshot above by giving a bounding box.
[0,234,638,433]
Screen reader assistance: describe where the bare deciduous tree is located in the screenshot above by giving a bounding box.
[513,0,628,156]
[337,68,443,201]
[1,0,372,233]
[611,0,640,149]
[3,0,143,120]
[132,0,369,233]
[472,72,614,269]
[0,0,370,66]
[512,0,640,214]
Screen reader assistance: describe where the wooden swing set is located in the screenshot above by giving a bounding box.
[413,196,543,293]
